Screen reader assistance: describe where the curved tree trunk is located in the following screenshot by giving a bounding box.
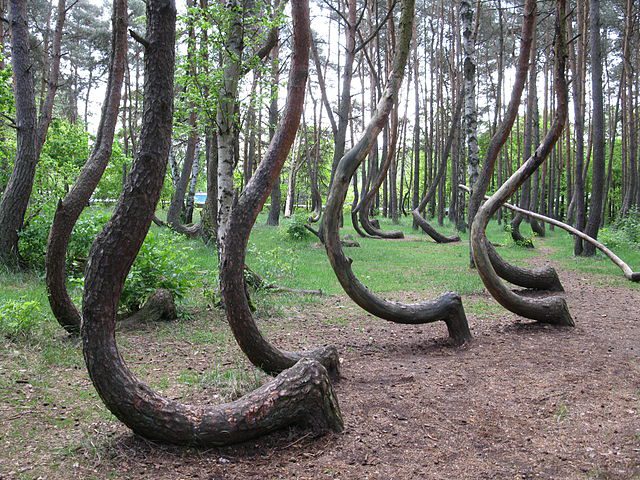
[411,89,463,243]
[467,0,536,266]
[462,185,640,283]
[45,0,128,334]
[82,0,342,446]
[218,0,340,377]
[322,0,471,346]
[460,186,564,292]
[470,0,573,327]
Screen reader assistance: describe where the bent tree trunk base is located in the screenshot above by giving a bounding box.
[486,242,564,292]
[218,0,342,378]
[322,0,471,347]
[462,185,565,292]
[510,213,534,247]
[118,288,177,327]
[411,211,461,243]
[45,0,128,335]
[305,224,360,248]
[463,185,640,283]
[410,88,464,244]
[358,210,404,239]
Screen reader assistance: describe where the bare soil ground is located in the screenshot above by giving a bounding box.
[1,255,639,479]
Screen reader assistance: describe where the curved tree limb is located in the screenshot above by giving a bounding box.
[411,89,463,243]
[45,0,128,334]
[459,0,563,293]
[467,0,537,262]
[460,185,564,292]
[218,0,340,377]
[81,0,342,446]
[470,0,573,326]
[322,0,471,345]
[461,185,639,282]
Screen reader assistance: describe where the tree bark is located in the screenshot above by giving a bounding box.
[467,0,536,267]
[219,0,340,376]
[166,0,201,236]
[36,0,66,157]
[568,2,587,254]
[463,186,639,283]
[266,38,281,226]
[45,0,128,334]
[583,0,605,256]
[216,0,245,247]
[411,90,463,243]
[461,0,479,240]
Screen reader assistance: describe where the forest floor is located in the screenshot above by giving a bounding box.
[1,219,639,479]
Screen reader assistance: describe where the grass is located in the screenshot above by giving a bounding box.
[1,209,638,341]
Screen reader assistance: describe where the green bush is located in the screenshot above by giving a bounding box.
[19,205,111,274]
[0,299,45,339]
[120,230,195,312]
[600,208,640,248]
[284,212,312,241]
[19,208,195,313]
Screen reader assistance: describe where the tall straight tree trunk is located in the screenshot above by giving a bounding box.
[621,0,637,216]
[167,110,198,229]
[266,39,281,226]
[461,0,479,253]
[411,36,420,229]
[327,0,356,192]
[216,0,245,247]
[167,0,199,233]
[0,0,38,267]
[36,0,66,157]
[511,30,538,243]
[184,143,200,224]
[569,2,587,254]
[583,0,605,256]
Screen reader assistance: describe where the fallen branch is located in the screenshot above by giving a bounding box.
[460,184,639,282]
[244,265,324,296]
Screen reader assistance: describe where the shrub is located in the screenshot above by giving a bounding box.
[19,208,196,313]
[284,212,312,241]
[600,208,640,248]
[19,205,111,274]
[0,299,45,339]
[120,230,195,312]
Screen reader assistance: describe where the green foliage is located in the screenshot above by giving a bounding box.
[32,119,90,207]
[94,140,131,201]
[120,230,195,312]
[0,55,15,189]
[600,208,640,248]
[284,212,312,241]
[0,299,45,339]
[247,243,296,285]
[19,207,195,313]
[19,205,110,274]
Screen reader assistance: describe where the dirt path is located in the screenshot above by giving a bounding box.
[98,259,640,480]
[1,255,639,479]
